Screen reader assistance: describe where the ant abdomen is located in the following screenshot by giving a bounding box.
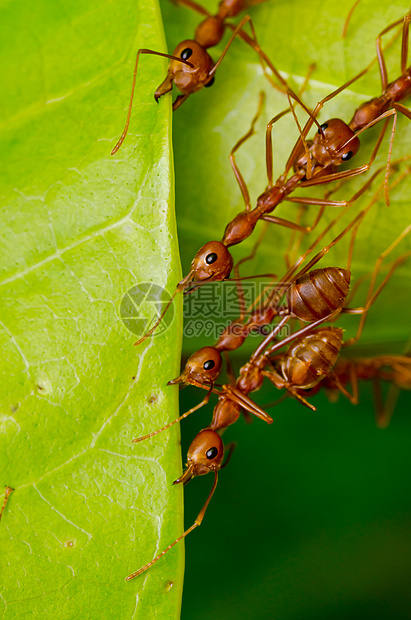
[280,327,344,389]
[287,267,351,322]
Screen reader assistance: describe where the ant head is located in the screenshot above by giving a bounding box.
[156,40,214,98]
[174,429,224,484]
[178,241,233,290]
[168,346,223,386]
[314,118,360,167]
[195,16,225,48]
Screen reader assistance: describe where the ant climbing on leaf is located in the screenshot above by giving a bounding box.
[111,0,290,153]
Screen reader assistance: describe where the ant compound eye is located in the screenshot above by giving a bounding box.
[205,76,215,88]
[181,48,193,61]
[318,122,328,134]
[205,252,218,264]
[341,150,353,161]
[206,447,219,460]
[203,359,215,371]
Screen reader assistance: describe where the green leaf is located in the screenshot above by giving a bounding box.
[2,0,411,617]
[0,0,184,617]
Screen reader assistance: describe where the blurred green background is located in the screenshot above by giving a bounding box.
[180,383,411,620]
[158,0,411,617]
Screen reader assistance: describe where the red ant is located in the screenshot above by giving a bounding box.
[111,0,290,154]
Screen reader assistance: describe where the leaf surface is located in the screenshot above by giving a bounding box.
[0,0,184,617]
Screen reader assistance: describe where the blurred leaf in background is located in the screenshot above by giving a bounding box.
[159,0,411,618]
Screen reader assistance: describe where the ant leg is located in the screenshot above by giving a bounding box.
[283,205,307,270]
[221,442,236,469]
[225,19,288,93]
[225,385,273,423]
[342,0,362,39]
[260,209,324,233]
[327,367,359,405]
[393,101,411,121]
[134,288,179,347]
[284,168,383,272]
[132,384,214,442]
[249,169,382,327]
[373,376,389,428]
[342,227,411,348]
[111,49,194,154]
[208,15,252,78]
[339,162,411,310]
[223,344,252,422]
[261,162,381,236]
[223,352,252,422]
[265,108,294,188]
[125,471,218,580]
[230,91,265,210]
[259,196,373,321]
[224,351,237,387]
[0,486,14,523]
[239,18,284,92]
[263,369,317,410]
[173,94,190,111]
[280,167,386,285]
[284,180,338,268]
[265,62,316,187]
[233,222,269,318]
[375,10,410,90]
[172,0,210,17]
[386,358,411,432]
[287,387,317,410]
[400,11,411,74]
[250,313,331,363]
